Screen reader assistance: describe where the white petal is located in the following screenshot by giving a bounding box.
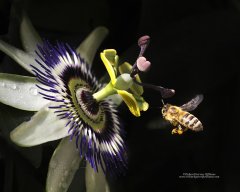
[0,40,36,74]
[10,103,69,147]
[0,73,49,111]
[46,137,82,192]
[76,26,109,66]
[20,12,42,53]
[85,162,110,192]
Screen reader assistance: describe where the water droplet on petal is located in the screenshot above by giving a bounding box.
[30,87,38,95]
[11,84,17,90]
[0,82,5,87]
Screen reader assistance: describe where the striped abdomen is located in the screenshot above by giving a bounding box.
[179,112,203,131]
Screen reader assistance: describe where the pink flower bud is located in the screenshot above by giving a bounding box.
[137,56,151,72]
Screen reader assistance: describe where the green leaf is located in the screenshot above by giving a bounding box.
[46,137,82,192]
[10,103,69,147]
[76,26,109,66]
[85,162,110,192]
[0,73,49,111]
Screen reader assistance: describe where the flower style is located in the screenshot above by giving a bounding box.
[94,49,149,117]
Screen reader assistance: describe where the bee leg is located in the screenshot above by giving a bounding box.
[171,120,179,134]
[176,125,183,135]
[171,128,178,134]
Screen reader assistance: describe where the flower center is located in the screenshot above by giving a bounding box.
[79,90,99,115]
[65,78,106,133]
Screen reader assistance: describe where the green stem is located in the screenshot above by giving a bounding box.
[93,82,116,102]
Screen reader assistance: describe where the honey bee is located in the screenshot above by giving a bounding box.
[161,95,203,135]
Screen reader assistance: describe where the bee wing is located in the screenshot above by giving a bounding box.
[180,94,204,111]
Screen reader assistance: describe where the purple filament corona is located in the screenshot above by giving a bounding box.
[32,41,127,175]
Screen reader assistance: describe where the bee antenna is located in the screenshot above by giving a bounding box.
[161,99,165,105]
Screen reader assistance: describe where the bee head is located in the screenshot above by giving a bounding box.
[161,104,170,116]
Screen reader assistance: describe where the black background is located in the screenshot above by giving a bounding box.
[0,0,240,191]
